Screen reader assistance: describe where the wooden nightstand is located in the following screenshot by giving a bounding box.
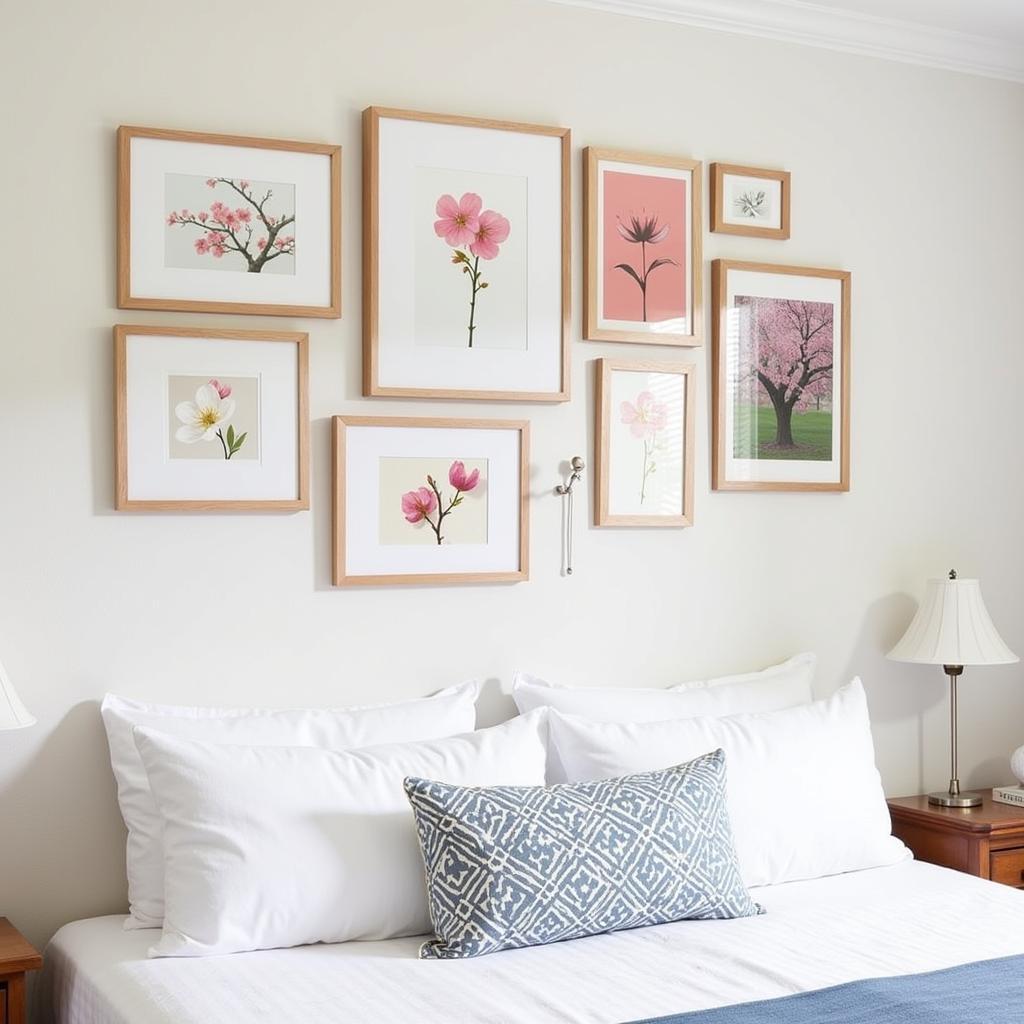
[0,919,41,1024]
[888,790,1024,887]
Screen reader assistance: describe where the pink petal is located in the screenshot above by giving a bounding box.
[435,194,460,219]
[649,224,670,244]
[459,193,482,218]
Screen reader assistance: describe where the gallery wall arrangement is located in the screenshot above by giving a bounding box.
[112,106,849,583]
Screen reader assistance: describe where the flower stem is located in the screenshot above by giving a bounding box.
[641,240,648,322]
[467,255,480,348]
[217,429,231,460]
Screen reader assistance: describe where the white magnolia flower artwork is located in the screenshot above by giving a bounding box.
[174,379,248,460]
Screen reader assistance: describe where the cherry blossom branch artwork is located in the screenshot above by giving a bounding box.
[434,193,510,347]
[620,391,667,503]
[169,376,256,462]
[401,460,482,545]
[613,211,677,322]
[165,174,295,275]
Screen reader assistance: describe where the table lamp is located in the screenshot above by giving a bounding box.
[887,570,1017,807]
[0,656,35,730]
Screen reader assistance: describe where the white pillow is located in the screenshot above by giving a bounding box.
[512,653,815,721]
[101,682,479,929]
[548,679,907,888]
[134,710,548,957]
[514,654,814,781]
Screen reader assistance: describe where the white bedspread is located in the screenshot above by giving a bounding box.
[37,860,1024,1024]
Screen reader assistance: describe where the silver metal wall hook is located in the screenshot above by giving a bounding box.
[556,457,585,575]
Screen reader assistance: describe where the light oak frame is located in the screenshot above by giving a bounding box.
[332,416,529,586]
[117,125,341,317]
[362,107,571,401]
[115,325,310,511]
[595,358,697,527]
[583,147,703,347]
[710,162,791,240]
[711,259,851,493]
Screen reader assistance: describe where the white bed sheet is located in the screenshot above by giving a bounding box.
[37,860,1024,1024]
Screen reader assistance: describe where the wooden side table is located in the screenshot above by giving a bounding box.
[888,790,1024,887]
[0,919,41,1024]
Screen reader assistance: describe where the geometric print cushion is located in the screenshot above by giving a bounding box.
[404,748,762,959]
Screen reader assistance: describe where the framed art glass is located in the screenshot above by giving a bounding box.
[363,107,570,401]
[584,148,702,346]
[118,126,341,317]
[595,358,696,526]
[712,259,850,492]
[332,416,529,586]
[710,163,790,240]
[115,325,309,510]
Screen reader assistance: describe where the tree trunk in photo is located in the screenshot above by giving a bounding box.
[770,393,796,447]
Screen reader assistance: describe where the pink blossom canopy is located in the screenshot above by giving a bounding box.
[620,391,667,438]
[434,193,482,247]
[448,460,480,492]
[469,210,511,260]
[401,486,438,523]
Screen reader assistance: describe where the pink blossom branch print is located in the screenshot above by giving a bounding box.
[621,391,667,503]
[434,193,510,347]
[166,178,295,272]
[401,460,480,544]
[614,211,676,321]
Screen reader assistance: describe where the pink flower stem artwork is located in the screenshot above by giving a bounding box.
[166,179,295,272]
[620,391,667,503]
[401,460,480,545]
[614,212,676,321]
[434,193,510,347]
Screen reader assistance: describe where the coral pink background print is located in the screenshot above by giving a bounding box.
[602,170,687,324]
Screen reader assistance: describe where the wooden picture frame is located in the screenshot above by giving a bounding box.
[363,107,570,401]
[584,147,703,346]
[332,416,529,586]
[115,325,310,511]
[118,126,341,317]
[711,259,850,492]
[595,358,696,527]
[710,163,790,240]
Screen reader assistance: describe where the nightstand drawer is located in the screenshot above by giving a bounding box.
[990,848,1024,888]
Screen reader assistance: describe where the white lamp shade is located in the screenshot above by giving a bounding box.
[887,576,1018,667]
[0,658,35,730]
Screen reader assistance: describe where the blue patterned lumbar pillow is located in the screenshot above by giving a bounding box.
[404,748,762,959]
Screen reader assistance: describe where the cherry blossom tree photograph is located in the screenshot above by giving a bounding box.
[164,173,296,275]
[732,294,834,461]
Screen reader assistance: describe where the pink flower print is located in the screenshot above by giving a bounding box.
[256,237,267,250]
[235,207,252,224]
[206,178,217,187]
[620,391,667,439]
[239,180,250,191]
[208,379,232,400]
[469,210,510,260]
[448,460,480,493]
[434,193,482,247]
[194,237,210,254]
[198,211,208,222]
[166,213,178,225]
[401,487,438,524]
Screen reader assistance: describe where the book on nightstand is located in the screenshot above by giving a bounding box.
[991,785,1024,807]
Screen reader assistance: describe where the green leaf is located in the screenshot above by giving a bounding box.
[232,432,248,452]
[227,424,235,447]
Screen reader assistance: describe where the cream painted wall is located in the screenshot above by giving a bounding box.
[2,0,1023,951]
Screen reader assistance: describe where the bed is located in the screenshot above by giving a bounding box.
[37,859,1024,1024]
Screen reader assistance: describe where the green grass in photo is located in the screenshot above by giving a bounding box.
[733,405,833,461]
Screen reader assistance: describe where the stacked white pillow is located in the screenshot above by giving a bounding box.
[548,678,908,889]
[101,683,479,929]
[134,711,548,957]
[513,653,815,780]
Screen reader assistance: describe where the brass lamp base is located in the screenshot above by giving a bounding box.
[928,790,982,808]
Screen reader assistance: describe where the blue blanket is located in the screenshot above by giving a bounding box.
[626,955,1024,1023]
